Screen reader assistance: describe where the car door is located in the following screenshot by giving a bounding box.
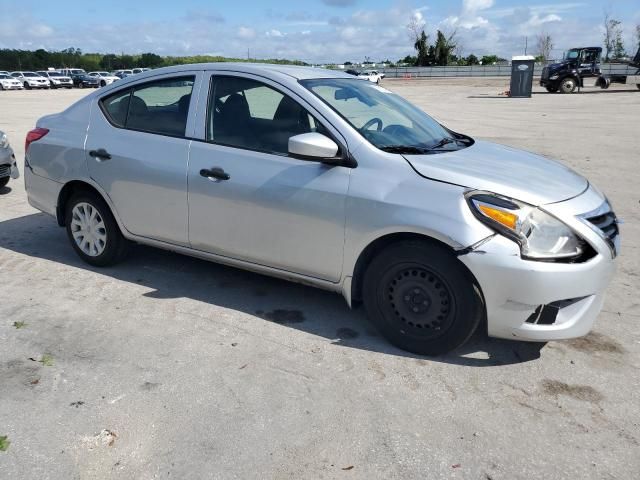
[86,73,200,246]
[187,73,351,282]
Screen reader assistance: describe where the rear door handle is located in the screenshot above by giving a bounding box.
[89,148,112,161]
[200,167,230,181]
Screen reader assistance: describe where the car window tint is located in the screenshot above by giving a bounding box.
[207,76,324,155]
[101,90,131,128]
[126,77,194,136]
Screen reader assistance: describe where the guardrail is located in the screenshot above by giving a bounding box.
[375,64,639,78]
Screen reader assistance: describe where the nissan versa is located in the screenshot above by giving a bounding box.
[23,64,619,355]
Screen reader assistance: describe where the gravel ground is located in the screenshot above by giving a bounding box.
[1,78,639,479]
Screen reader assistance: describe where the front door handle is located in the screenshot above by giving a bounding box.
[89,148,112,161]
[200,167,230,181]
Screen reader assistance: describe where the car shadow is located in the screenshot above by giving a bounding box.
[0,212,545,366]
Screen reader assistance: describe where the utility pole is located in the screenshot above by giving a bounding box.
[524,37,528,55]
[247,48,250,61]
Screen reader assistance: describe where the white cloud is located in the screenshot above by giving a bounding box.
[237,27,256,40]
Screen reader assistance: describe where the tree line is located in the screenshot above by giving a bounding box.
[0,48,308,72]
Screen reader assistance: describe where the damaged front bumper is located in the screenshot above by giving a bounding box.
[458,186,617,342]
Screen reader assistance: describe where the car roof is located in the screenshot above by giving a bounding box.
[123,63,353,81]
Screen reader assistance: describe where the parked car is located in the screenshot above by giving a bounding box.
[57,68,87,77]
[132,68,151,75]
[358,70,384,84]
[0,131,19,188]
[113,69,134,79]
[23,64,619,355]
[88,71,120,87]
[0,70,10,76]
[10,71,50,89]
[69,72,99,88]
[37,70,73,89]
[0,73,24,90]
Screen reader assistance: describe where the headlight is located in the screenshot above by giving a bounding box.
[549,74,559,80]
[0,133,8,149]
[466,192,588,261]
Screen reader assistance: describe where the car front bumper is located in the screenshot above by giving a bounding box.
[1,147,20,180]
[459,186,618,342]
[1,83,23,90]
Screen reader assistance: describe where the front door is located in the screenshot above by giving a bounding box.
[187,74,350,282]
[86,74,197,245]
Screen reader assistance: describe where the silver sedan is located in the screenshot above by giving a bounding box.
[23,64,618,355]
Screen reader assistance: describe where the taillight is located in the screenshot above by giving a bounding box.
[25,127,49,152]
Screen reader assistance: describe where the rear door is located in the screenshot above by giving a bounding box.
[187,73,350,282]
[86,73,200,246]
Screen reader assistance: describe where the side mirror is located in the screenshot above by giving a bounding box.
[288,133,356,168]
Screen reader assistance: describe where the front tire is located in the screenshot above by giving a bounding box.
[363,241,482,355]
[560,77,577,93]
[545,86,558,93]
[0,176,9,188]
[65,192,129,267]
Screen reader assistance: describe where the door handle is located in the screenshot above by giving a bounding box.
[89,148,112,161]
[200,167,230,181]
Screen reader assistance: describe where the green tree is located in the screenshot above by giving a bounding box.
[139,52,164,68]
[433,30,456,66]
[414,30,430,66]
[465,54,479,65]
[481,55,498,65]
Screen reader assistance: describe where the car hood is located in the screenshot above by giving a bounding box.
[403,140,588,206]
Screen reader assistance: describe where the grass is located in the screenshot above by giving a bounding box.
[0,435,10,452]
[13,321,27,329]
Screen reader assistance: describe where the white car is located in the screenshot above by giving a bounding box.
[11,71,50,89]
[132,68,151,75]
[358,70,384,84]
[88,72,120,87]
[0,73,24,90]
[37,71,73,89]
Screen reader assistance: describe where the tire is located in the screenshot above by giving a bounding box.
[65,191,129,267]
[545,86,558,93]
[560,77,577,93]
[0,176,9,188]
[100,80,106,87]
[363,241,483,355]
[0,84,4,91]
[24,82,31,90]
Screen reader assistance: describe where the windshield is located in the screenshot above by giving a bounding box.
[301,78,467,153]
[565,50,580,60]
[23,72,39,77]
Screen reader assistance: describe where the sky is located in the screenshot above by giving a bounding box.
[0,0,639,63]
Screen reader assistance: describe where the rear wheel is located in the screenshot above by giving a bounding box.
[560,77,577,93]
[363,241,483,355]
[545,86,558,93]
[65,191,129,267]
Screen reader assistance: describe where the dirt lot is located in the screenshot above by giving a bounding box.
[1,78,639,479]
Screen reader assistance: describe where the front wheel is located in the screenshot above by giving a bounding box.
[24,82,31,90]
[560,77,577,93]
[545,86,558,93]
[363,241,483,355]
[65,192,129,267]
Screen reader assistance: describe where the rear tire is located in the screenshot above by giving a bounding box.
[545,86,558,93]
[65,191,129,267]
[560,78,577,93]
[363,241,483,355]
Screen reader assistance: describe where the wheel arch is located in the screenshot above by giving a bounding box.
[348,232,479,306]
[56,179,128,236]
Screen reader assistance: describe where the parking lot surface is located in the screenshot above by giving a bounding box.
[1,79,639,479]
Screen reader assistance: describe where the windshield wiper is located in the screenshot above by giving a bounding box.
[379,145,431,154]
[425,137,456,150]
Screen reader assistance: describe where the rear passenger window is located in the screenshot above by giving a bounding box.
[102,90,130,127]
[100,76,195,137]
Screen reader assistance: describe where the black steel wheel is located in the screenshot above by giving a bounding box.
[363,241,483,355]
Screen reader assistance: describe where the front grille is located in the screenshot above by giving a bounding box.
[584,206,619,256]
[0,164,10,178]
[541,66,549,80]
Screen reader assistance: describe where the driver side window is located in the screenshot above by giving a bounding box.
[206,76,327,155]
